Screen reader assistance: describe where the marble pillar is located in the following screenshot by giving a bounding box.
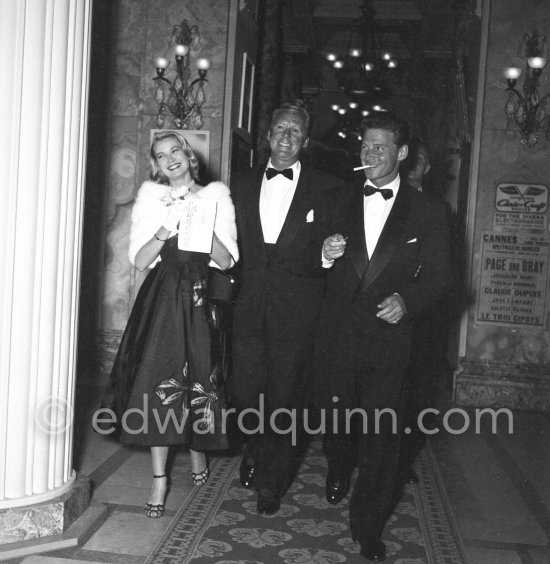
[0,0,92,544]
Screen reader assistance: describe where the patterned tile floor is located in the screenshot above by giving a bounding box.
[2,384,549,564]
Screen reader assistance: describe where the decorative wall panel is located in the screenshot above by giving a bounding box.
[97,0,231,373]
[456,0,550,410]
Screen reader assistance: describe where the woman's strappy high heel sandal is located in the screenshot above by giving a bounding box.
[191,459,210,486]
[145,474,168,518]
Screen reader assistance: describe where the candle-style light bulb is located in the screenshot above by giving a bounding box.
[503,66,522,87]
[196,58,211,70]
[155,57,169,69]
[503,67,522,80]
[154,57,169,78]
[175,44,189,57]
[196,58,211,79]
[527,56,547,69]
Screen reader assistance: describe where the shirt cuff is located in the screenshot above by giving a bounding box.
[322,250,335,268]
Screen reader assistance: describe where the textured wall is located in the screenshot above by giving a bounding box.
[99,0,230,341]
[456,0,550,409]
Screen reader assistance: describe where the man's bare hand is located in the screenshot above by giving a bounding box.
[322,233,347,261]
[376,293,407,324]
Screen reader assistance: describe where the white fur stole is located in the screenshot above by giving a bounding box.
[128,181,239,268]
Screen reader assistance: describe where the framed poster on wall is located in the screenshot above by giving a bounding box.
[493,182,548,231]
[476,231,549,327]
[238,53,255,133]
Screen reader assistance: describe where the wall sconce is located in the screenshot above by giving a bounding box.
[153,19,211,130]
[503,29,550,149]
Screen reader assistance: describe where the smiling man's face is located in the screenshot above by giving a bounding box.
[360,128,408,188]
[268,109,309,169]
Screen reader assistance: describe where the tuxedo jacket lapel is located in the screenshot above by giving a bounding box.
[359,185,411,291]
[246,166,267,260]
[272,165,311,256]
[347,185,368,280]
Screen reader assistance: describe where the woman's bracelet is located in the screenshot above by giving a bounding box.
[154,233,168,242]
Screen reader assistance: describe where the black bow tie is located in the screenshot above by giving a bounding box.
[363,184,394,200]
[266,167,293,181]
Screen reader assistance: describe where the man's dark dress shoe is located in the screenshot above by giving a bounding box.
[256,489,280,515]
[405,467,419,484]
[239,458,255,489]
[325,470,350,505]
[357,535,386,562]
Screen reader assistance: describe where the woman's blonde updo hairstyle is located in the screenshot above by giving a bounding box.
[150,131,200,185]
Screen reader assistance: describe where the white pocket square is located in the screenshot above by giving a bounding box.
[406,238,417,243]
[306,209,314,222]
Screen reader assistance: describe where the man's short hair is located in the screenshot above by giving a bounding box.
[271,99,311,133]
[407,137,430,165]
[361,111,410,147]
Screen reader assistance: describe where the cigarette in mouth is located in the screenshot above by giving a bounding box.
[353,164,376,171]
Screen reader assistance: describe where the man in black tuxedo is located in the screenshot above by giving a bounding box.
[314,112,452,561]
[399,138,447,485]
[229,101,343,515]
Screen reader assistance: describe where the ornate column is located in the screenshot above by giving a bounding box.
[0,0,92,545]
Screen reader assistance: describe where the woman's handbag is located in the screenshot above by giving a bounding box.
[208,267,237,304]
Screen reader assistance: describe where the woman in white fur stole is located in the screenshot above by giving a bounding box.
[106,131,238,518]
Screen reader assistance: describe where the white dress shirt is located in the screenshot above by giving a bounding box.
[364,174,400,258]
[322,174,401,268]
[259,160,301,244]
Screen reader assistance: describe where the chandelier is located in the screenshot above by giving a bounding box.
[324,0,397,143]
[330,101,388,144]
[503,29,550,149]
[153,19,211,130]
